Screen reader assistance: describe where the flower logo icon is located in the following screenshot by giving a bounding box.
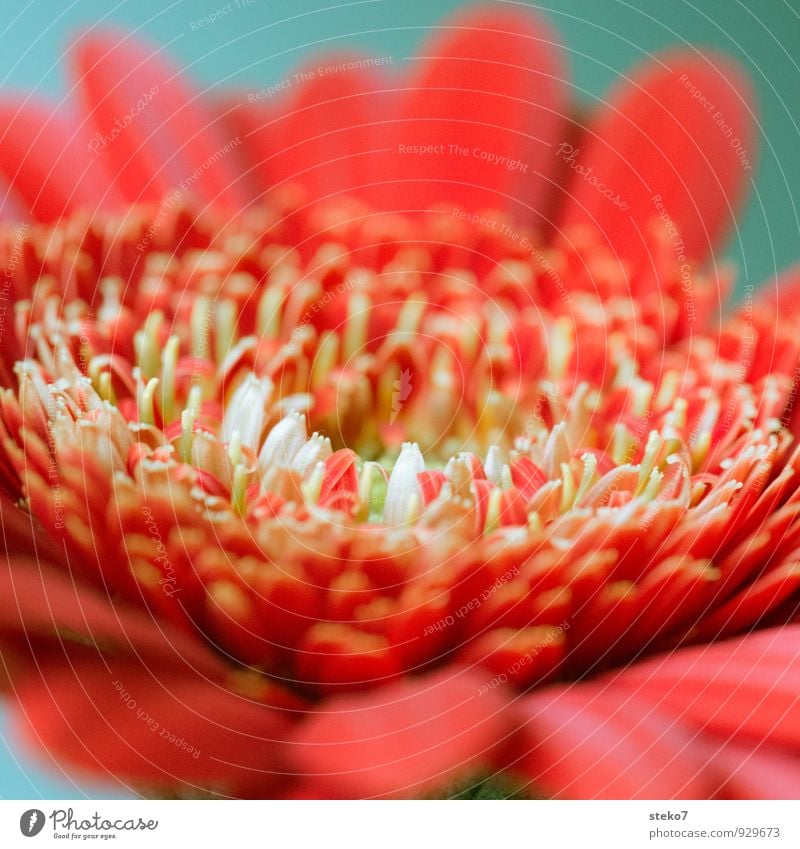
[19,810,45,837]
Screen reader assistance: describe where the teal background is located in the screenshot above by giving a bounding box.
[1,0,798,798]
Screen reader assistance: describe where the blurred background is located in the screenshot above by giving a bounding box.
[1,0,798,798]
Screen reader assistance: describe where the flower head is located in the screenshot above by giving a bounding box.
[0,5,799,800]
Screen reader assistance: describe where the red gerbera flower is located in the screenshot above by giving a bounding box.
[1,5,799,799]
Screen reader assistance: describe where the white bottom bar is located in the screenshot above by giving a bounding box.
[2,800,798,848]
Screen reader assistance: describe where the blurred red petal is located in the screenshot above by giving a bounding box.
[558,50,755,264]
[515,687,716,798]
[0,497,62,562]
[12,651,291,795]
[752,262,800,319]
[288,667,512,798]
[0,552,226,679]
[267,53,392,203]
[705,738,800,800]
[209,96,276,205]
[70,29,246,208]
[385,5,566,217]
[606,626,800,750]
[0,101,117,221]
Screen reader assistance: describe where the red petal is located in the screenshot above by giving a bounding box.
[741,265,800,412]
[752,262,800,320]
[70,29,246,208]
[558,51,755,264]
[515,687,717,799]
[0,101,117,221]
[296,623,401,693]
[0,553,230,679]
[1,555,303,794]
[209,96,276,204]
[458,626,565,687]
[384,6,566,217]
[319,449,359,512]
[704,737,800,800]
[606,626,800,750]
[12,651,290,795]
[0,174,32,222]
[0,497,62,562]
[510,456,546,500]
[418,469,446,504]
[266,53,392,203]
[288,667,512,798]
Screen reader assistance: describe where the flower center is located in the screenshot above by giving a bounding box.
[0,197,794,697]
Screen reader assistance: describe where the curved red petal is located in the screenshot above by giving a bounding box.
[208,96,277,205]
[558,50,756,264]
[0,175,30,222]
[384,5,566,217]
[287,667,512,798]
[0,497,63,562]
[515,687,716,799]
[0,554,225,678]
[0,101,117,222]
[12,651,290,795]
[752,262,800,319]
[264,53,392,204]
[606,626,800,750]
[704,738,800,800]
[69,29,246,208]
